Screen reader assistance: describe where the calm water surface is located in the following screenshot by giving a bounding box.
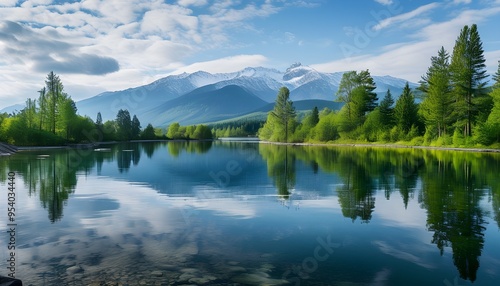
[1,141,499,285]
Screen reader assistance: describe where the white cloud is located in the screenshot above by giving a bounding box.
[313,5,500,82]
[374,0,393,5]
[0,0,286,107]
[373,3,439,31]
[453,0,471,4]
[178,0,208,7]
[0,0,18,7]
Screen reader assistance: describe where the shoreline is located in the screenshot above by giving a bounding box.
[13,139,212,152]
[4,139,500,154]
[258,140,500,153]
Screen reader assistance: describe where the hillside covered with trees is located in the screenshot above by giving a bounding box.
[259,24,500,148]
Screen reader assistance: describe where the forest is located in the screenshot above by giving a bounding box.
[0,71,215,145]
[259,24,500,148]
[1,23,499,148]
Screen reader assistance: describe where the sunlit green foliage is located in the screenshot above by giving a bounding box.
[166,122,213,140]
[259,87,297,142]
[0,72,155,146]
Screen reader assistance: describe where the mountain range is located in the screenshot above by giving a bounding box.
[2,63,417,127]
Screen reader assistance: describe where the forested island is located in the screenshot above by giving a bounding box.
[1,23,499,149]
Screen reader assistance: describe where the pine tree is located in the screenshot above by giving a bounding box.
[310,106,319,126]
[395,82,418,133]
[379,89,395,128]
[38,87,47,130]
[131,115,141,140]
[45,71,63,134]
[420,47,454,137]
[493,60,500,88]
[303,106,319,127]
[450,24,488,137]
[260,87,296,142]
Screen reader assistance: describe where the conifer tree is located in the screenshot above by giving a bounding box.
[395,82,418,133]
[449,24,488,137]
[379,89,395,128]
[420,47,454,137]
[259,87,296,142]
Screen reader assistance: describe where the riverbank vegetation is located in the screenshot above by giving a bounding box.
[259,24,500,149]
[0,71,161,146]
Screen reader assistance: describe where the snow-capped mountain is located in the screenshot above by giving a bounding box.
[72,63,414,125]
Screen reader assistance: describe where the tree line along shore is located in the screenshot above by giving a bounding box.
[1,23,500,153]
[258,24,500,150]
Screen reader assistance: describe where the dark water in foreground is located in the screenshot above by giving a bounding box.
[1,141,499,285]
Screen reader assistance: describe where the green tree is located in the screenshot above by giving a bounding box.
[23,98,37,129]
[167,122,181,139]
[304,106,319,127]
[394,82,419,134]
[379,89,395,128]
[116,109,132,141]
[449,24,488,137]
[336,70,377,129]
[192,124,213,140]
[483,78,500,143]
[131,115,141,140]
[45,71,64,134]
[493,60,500,88]
[141,123,157,140]
[259,87,296,142]
[420,47,454,138]
[58,97,78,141]
[185,125,196,139]
[37,87,47,131]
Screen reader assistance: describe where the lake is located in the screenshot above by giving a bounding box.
[1,141,499,285]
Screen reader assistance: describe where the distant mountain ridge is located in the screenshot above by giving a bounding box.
[4,63,417,127]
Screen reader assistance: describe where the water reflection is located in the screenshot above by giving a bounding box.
[259,145,296,198]
[259,144,499,282]
[1,142,499,285]
[167,140,213,157]
[419,153,487,282]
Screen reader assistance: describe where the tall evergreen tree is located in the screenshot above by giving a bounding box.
[303,106,319,127]
[450,24,488,137]
[96,112,103,126]
[45,71,63,134]
[38,87,47,131]
[131,115,141,140]
[259,87,296,142]
[420,47,454,137]
[116,109,132,141]
[310,106,319,126]
[395,82,419,133]
[493,60,500,88]
[379,89,395,128]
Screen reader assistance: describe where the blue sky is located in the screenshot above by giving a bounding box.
[1,0,500,108]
